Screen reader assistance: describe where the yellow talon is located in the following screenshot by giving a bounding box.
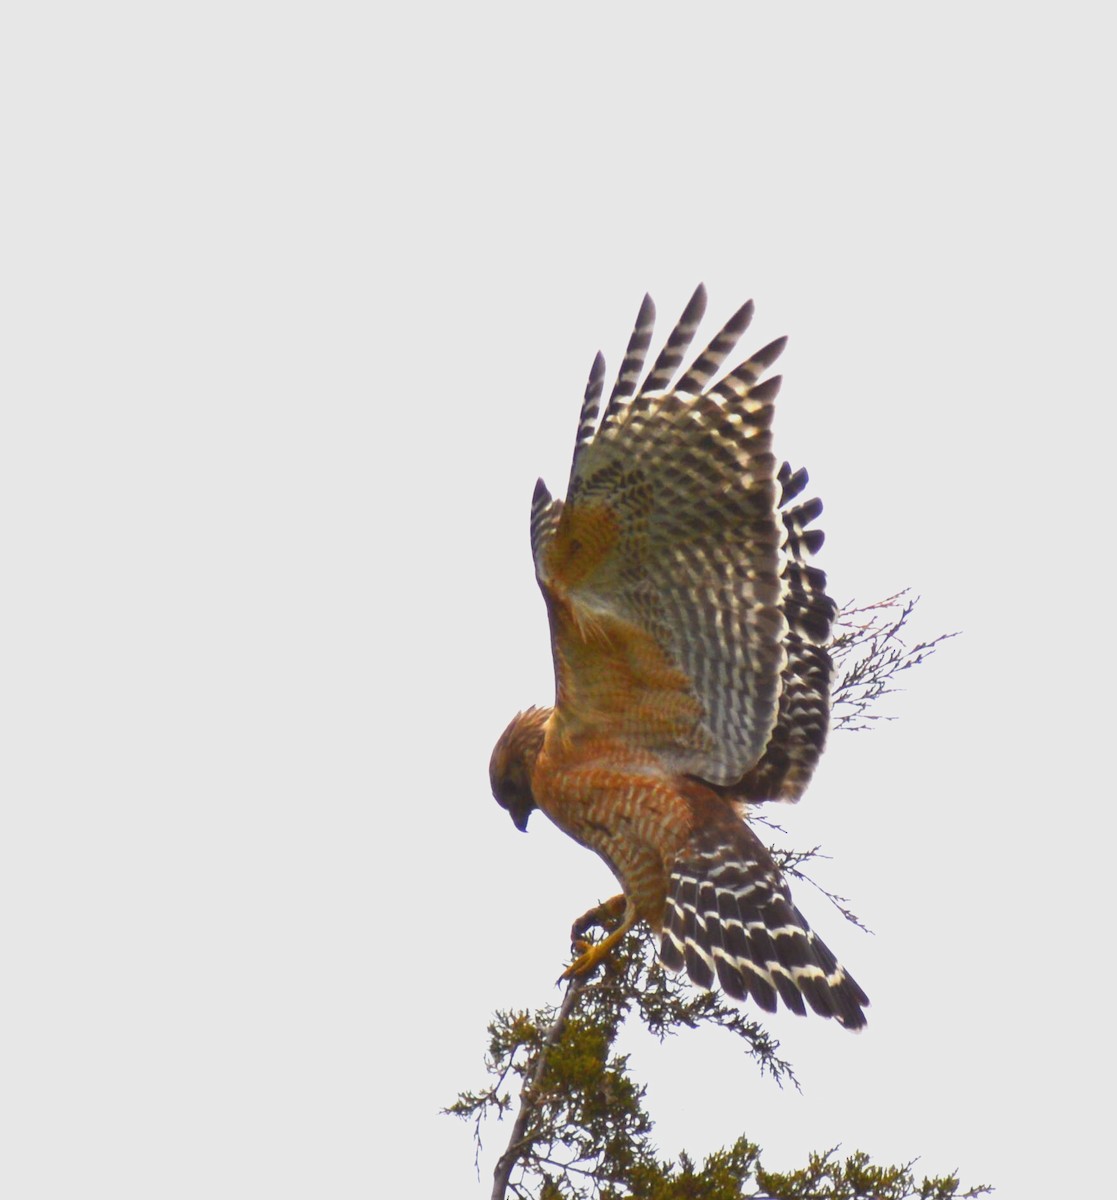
[559,897,639,981]
[561,938,613,980]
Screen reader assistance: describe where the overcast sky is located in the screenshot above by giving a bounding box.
[3,5,1113,1197]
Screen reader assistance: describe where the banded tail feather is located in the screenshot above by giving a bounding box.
[658,820,868,1029]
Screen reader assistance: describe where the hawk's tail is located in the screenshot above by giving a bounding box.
[658,817,869,1029]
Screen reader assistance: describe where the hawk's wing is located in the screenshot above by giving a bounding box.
[719,462,836,802]
[531,286,833,791]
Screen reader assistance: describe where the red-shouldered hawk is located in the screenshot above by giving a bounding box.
[490,286,868,1029]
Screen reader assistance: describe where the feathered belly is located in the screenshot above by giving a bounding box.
[532,759,693,928]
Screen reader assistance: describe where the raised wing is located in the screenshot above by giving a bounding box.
[717,462,836,802]
[532,286,801,786]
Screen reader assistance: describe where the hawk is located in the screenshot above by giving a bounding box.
[490,286,868,1029]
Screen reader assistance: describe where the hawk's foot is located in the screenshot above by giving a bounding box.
[569,893,627,944]
[559,897,637,982]
[561,936,618,980]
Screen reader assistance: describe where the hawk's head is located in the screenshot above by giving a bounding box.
[490,706,549,832]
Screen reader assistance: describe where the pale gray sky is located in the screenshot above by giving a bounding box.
[3,5,1113,1197]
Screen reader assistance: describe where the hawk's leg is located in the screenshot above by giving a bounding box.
[561,895,638,980]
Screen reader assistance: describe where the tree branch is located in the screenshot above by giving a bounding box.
[490,974,590,1200]
[830,590,957,733]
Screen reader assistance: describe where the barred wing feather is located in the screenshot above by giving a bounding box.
[532,286,801,787]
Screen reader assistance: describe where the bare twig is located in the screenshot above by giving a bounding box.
[830,590,957,733]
